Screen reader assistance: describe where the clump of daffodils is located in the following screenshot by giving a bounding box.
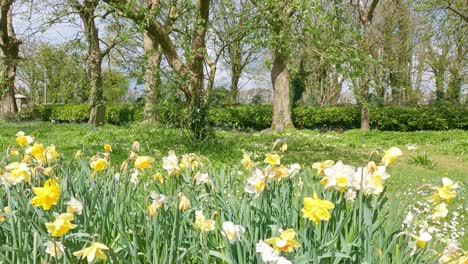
[195,210,215,232]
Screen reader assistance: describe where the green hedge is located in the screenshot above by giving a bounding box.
[15,103,468,131]
[19,104,143,125]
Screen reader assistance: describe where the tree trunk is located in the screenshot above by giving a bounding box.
[88,51,103,124]
[360,104,370,131]
[143,31,163,123]
[228,40,242,105]
[271,51,293,131]
[0,1,19,114]
[188,0,211,140]
[76,1,105,125]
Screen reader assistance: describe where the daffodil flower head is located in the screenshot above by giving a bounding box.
[302,192,335,224]
[312,160,334,176]
[45,213,77,237]
[265,228,300,253]
[264,153,281,166]
[30,178,61,210]
[381,147,402,166]
[73,242,109,263]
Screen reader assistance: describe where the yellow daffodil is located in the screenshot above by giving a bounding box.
[280,143,288,153]
[5,162,31,184]
[432,202,448,219]
[242,154,253,169]
[45,145,59,161]
[27,143,45,162]
[302,192,335,224]
[15,131,34,146]
[265,228,300,253]
[30,179,61,210]
[381,147,402,166]
[178,193,190,211]
[153,172,164,183]
[264,153,281,165]
[312,160,334,176]
[134,156,155,170]
[103,144,112,152]
[428,177,458,204]
[90,158,108,172]
[73,242,109,262]
[45,213,77,237]
[272,165,289,181]
[9,147,19,156]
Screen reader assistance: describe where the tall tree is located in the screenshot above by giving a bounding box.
[67,0,121,124]
[103,0,213,139]
[0,0,20,114]
[351,0,380,131]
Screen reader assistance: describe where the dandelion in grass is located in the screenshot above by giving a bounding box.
[45,213,77,237]
[73,242,109,263]
[312,160,334,176]
[381,147,402,166]
[245,169,267,197]
[148,193,166,217]
[15,131,34,146]
[221,221,245,244]
[103,143,112,152]
[90,158,108,173]
[135,156,155,170]
[302,192,335,224]
[30,178,60,210]
[264,153,281,165]
[265,228,300,253]
[162,150,180,176]
[66,197,83,215]
[4,162,31,184]
[45,240,64,258]
[194,171,209,185]
[178,193,190,211]
[410,229,432,250]
[195,210,215,232]
[242,153,253,170]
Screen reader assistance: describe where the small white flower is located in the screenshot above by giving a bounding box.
[256,240,280,263]
[114,172,120,181]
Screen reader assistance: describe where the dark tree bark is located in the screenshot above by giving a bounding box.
[0,0,20,114]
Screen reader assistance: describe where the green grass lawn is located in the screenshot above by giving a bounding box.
[1,121,466,185]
